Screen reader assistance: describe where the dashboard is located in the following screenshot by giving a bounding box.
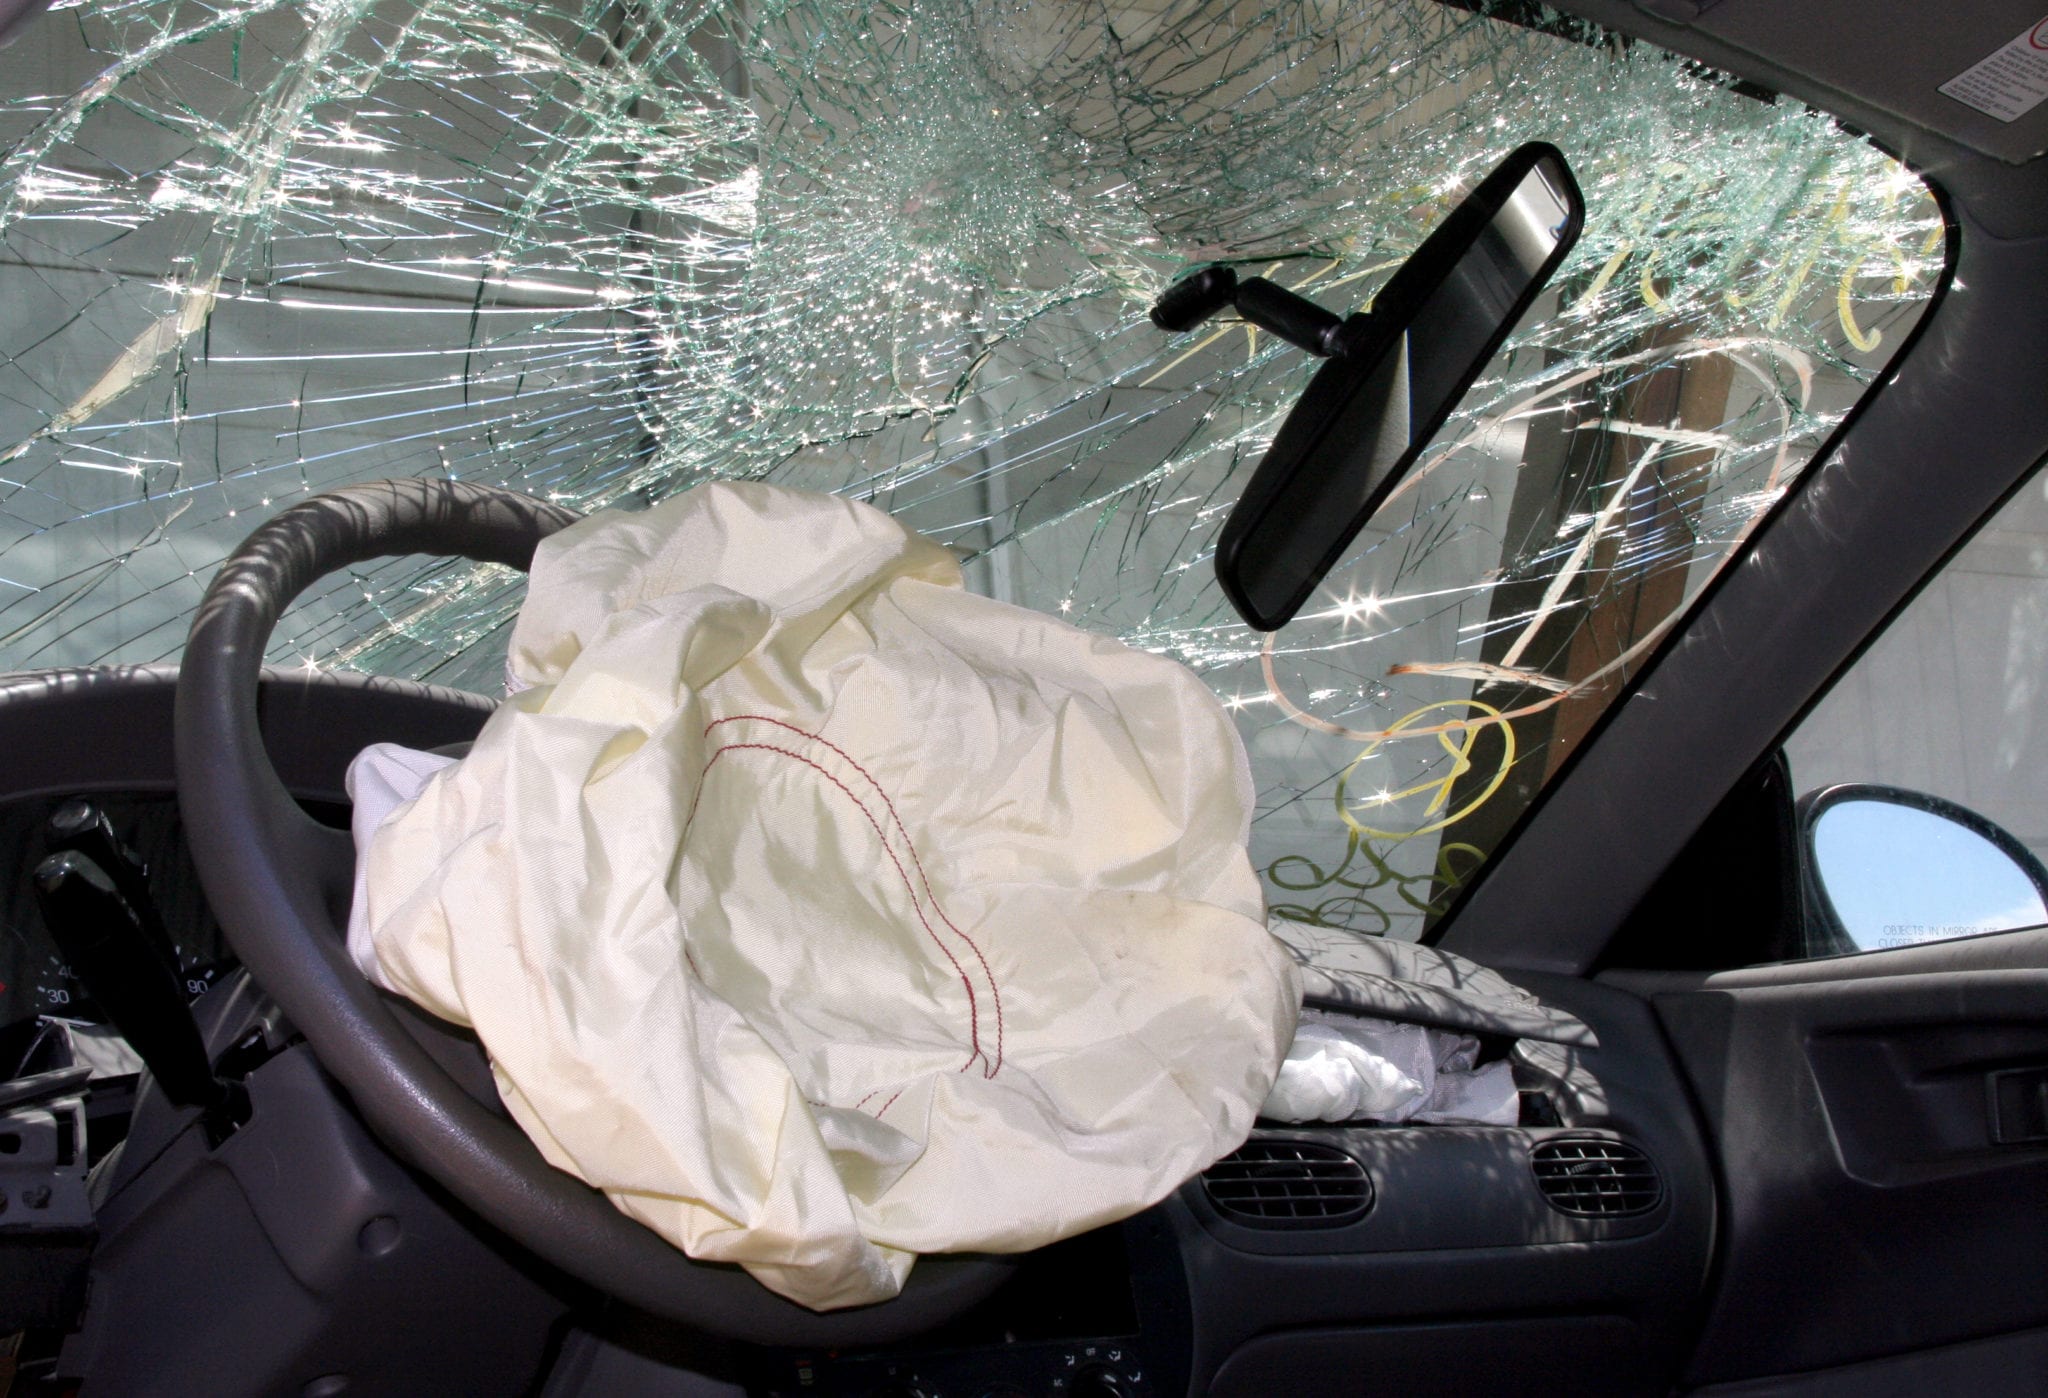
[0,666,1717,1397]
[732,966,1713,1398]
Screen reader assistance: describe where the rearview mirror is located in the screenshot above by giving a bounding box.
[1152,142,1583,631]
[1799,784,2048,955]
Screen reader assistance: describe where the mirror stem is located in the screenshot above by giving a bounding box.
[1235,277,1356,358]
[1149,265,1363,358]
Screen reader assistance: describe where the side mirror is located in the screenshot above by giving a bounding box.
[1152,142,1583,631]
[1798,784,2048,955]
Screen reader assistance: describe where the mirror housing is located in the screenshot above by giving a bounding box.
[1797,783,2048,956]
[1154,142,1582,631]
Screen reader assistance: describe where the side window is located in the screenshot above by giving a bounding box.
[1784,468,2048,954]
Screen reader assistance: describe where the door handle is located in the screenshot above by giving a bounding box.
[1988,1065,2048,1145]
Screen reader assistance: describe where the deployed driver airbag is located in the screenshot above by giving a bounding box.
[344,482,1299,1310]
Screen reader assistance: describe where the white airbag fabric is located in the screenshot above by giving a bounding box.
[1259,1012,1519,1126]
[345,482,1300,1311]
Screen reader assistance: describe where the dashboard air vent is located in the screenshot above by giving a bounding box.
[1530,1137,1662,1217]
[1202,1140,1372,1227]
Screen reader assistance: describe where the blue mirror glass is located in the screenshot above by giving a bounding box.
[1810,795,2048,952]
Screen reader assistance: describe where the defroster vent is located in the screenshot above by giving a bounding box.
[1202,1139,1372,1227]
[1530,1137,1661,1217]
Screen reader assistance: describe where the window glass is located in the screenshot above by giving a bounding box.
[0,0,1942,961]
[1786,468,2048,951]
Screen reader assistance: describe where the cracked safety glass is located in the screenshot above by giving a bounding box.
[0,0,1943,957]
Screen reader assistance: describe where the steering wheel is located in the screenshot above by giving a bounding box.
[174,478,1014,1345]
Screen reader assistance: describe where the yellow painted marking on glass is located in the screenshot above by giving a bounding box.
[1338,698,1515,840]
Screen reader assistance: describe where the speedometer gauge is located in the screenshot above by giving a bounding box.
[4,944,91,1019]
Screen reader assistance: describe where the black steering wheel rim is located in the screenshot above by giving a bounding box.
[174,478,1014,1344]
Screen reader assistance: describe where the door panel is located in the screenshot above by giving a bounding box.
[1605,928,2048,1392]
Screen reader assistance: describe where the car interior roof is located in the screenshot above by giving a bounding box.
[1547,1,2048,229]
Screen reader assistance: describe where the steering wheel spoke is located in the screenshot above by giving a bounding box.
[303,816,359,925]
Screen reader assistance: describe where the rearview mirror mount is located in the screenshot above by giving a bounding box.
[1154,142,1583,631]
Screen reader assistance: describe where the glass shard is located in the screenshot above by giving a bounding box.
[0,0,1942,948]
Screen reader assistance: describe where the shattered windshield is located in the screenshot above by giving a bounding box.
[0,0,1942,954]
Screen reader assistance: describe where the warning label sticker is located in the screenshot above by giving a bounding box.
[1940,16,2048,123]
